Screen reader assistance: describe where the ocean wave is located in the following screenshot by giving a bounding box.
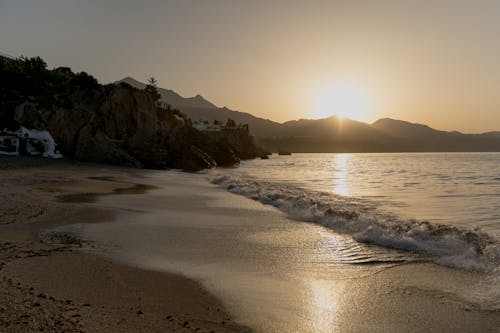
[211,174,499,272]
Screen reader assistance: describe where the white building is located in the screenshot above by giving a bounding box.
[0,133,19,156]
[0,127,63,159]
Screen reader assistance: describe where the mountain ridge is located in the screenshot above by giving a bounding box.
[117,77,500,152]
[116,77,217,109]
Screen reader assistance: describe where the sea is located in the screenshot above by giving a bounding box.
[52,152,499,331]
[212,152,500,271]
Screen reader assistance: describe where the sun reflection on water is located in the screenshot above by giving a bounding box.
[332,154,350,196]
[307,279,338,333]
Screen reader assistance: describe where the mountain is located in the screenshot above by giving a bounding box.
[116,77,282,137]
[372,118,451,139]
[180,106,282,137]
[280,116,387,140]
[115,77,500,152]
[116,77,217,109]
[116,78,395,140]
[371,118,500,152]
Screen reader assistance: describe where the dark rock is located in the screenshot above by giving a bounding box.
[11,77,265,170]
[169,145,217,171]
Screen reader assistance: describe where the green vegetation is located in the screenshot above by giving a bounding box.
[225,118,237,127]
[0,55,101,128]
[145,77,161,103]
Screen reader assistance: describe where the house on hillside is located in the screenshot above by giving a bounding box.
[193,118,250,134]
[193,120,223,132]
[0,127,63,158]
[0,131,20,156]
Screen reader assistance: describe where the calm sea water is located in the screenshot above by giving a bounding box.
[61,155,498,333]
[224,153,500,237]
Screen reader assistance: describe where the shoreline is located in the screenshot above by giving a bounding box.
[0,156,250,332]
[1,156,499,332]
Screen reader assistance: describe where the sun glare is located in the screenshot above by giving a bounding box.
[313,84,371,121]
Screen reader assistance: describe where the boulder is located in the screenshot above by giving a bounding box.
[75,127,143,168]
[173,145,217,171]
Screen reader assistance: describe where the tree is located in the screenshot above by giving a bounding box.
[72,71,99,89]
[19,56,47,73]
[226,118,236,127]
[145,77,161,103]
[148,77,157,86]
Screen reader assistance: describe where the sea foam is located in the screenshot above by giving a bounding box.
[211,174,499,272]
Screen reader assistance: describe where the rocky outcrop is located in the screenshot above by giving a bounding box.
[203,129,268,165]
[13,85,263,171]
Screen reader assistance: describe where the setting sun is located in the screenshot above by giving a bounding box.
[313,84,371,121]
[1,1,499,332]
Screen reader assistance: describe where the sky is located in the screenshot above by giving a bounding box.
[1,0,500,133]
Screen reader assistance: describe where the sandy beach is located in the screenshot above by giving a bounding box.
[0,157,249,332]
[1,156,499,332]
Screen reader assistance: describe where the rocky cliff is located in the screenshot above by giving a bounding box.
[2,56,265,171]
[15,85,266,170]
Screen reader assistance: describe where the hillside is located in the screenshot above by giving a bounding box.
[1,57,266,170]
[116,77,282,137]
[115,78,500,153]
[369,118,500,152]
[372,118,450,139]
[280,116,388,140]
[179,106,282,137]
[117,77,217,109]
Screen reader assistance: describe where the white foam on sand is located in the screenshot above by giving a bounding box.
[211,174,500,272]
[49,170,500,332]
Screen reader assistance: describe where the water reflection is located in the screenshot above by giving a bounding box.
[307,279,338,332]
[332,154,350,196]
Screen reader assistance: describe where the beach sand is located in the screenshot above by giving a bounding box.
[0,157,249,332]
[0,156,498,332]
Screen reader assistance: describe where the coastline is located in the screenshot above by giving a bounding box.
[1,156,499,332]
[0,157,250,332]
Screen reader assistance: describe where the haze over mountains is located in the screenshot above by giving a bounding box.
[117,77,500,152]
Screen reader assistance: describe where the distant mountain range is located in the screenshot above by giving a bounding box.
[119,77,217,109]
[116,77,500,152]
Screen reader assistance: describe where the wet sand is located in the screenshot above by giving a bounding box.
[0,157,249,332]
[58,167,499,332]
[1,156,499,332]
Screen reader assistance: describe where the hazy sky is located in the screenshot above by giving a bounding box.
[1,0,499,132]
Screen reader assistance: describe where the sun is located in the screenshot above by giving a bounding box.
[313,84,371,121]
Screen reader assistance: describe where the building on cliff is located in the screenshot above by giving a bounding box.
[192,119,250,134]
[0,127,63,158]
[193,120,223,132]
[0,131,19,156]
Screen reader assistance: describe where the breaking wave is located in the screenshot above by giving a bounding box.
[211,174,499,272]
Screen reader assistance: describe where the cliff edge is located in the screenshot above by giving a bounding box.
[1,56,265,170]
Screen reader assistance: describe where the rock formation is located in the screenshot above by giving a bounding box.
[12,80,263,171]
[1,56,266,170]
